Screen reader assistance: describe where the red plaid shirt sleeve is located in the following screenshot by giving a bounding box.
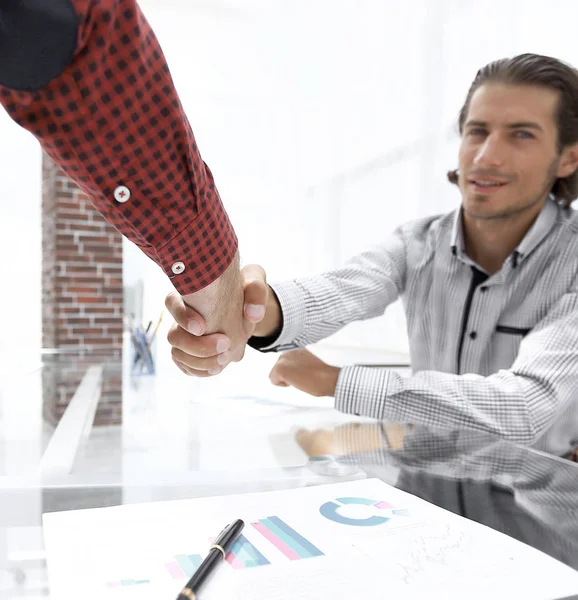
[0,0,238,295]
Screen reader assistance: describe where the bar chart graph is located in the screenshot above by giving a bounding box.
[105,517,325,589]
[252,516,325,561]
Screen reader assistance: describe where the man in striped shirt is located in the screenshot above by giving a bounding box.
[167,53,578,458]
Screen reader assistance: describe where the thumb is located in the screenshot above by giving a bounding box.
[165,291,206,336]
[242,264,267,323]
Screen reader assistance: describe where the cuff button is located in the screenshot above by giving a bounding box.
[171,261,185,275]
[114,185,131,203]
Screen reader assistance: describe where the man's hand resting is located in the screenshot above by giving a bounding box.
[269,349,341,397]
[165,264,278,376]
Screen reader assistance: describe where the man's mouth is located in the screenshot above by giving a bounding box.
[469,179,508,188]
[468,179,508,193]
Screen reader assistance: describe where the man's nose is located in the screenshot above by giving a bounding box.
[474,134,506,168]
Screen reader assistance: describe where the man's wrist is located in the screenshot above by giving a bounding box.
[253,285,282,338]
[324,366,341,397]
[182,251,242,334]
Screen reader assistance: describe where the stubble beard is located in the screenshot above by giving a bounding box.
[462,159,559,222]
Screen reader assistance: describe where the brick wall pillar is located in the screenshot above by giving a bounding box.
[42,154,123,426]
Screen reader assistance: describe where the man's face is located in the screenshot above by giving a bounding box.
[458,83,561,221]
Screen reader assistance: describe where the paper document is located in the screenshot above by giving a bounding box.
[43,479,578,600]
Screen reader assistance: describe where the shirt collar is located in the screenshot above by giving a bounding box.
[450,199,560,266]
[514,197,559,263]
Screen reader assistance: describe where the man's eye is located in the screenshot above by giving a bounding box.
[515,130,534,139]
[467,128,486,136]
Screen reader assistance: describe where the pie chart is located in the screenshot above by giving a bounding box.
[319,497,410,527]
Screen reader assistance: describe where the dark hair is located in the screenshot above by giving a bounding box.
[447,53,578,208]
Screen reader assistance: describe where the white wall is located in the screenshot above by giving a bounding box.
[0,111,42,365]
[3,0,578,362]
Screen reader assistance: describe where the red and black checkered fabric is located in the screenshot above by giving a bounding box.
[0,0,238,295]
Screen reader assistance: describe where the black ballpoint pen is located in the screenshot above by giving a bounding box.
[176,519,245,600]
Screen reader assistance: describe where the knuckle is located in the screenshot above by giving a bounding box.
[166,326,179,346]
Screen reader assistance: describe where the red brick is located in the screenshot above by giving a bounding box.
[57,276,99,285]
[72,328,105,335]
[84,306,117,313]
[77,236,110,244]
[56,244,80,253]
[58,211,89,220]
[105,327,124,335]
[103,286,123,295]
[57,202,80,211]
[56,234,75,243]
[73,223,106,232]
[66,286,100,294]
[76,296,108,304]
[83,245,116,254]
[62,318,91,325]
[65,265,97,273]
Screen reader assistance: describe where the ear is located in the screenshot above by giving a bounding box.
[557,142,578,178]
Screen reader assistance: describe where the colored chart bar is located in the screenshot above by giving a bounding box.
[337,497,376,506]
[106,579,150,587]
[166,562,183,580]
[375,500,394,509]
[175,554,202,577]
[252,517,324,561]
[226,535,270,570]
[252,522,300,560]
[165,554,202,580]
[226,552,242,569]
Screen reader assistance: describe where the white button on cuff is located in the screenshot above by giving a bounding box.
[171,262,185,275]
[114,185,131,203]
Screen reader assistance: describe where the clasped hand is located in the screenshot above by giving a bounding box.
[164,264,340,397]
[165,264,268,377]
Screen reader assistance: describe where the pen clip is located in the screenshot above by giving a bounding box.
[215,522,231,539]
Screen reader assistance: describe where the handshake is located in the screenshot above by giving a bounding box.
[164,264,340,397]
[165,264,273,377]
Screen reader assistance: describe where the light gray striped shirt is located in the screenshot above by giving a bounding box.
[258,199,578,456]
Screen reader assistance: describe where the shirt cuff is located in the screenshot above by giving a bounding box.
[247,280,307,352]
[334,365,394,419]
[147,191,239,296]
